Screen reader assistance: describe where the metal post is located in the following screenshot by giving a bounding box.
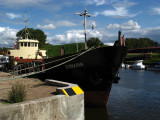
[75,9,95,50]
[84,11,88,49]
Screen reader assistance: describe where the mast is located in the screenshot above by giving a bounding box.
[75,9,95,50]
[24,11,30,39]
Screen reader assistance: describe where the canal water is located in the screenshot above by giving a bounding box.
[85,68,160,120]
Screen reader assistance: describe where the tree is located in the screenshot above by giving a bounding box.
[87,37,104,48]
[125,38,158,49]
[16,28,47,48]
[0,47,7,55]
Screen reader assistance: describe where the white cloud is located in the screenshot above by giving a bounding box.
[47,22,160,46]
[107,23,120,29]
[113,1,136,8]
[0,27,18,46]
[84,0,118,6]
[56,21,77,27]
[47,30,84,45]
[125,27,160,41]
[95,1,138,18]
[104,43,114,46]
[107,20,141,30]
[37,24,56,29]
[0,0,50,7]
[6,13,22,19]
[96,7,137,18]
[47,29,104,45]
[43,19,77,28]
[152,7,160,14]
[1,24,160,48]
[85,0,106,6]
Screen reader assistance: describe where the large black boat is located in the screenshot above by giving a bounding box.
[44,42,127,92]
[40,30,127,107]
[6,9,128,107]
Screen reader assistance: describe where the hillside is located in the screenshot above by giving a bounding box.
[42,43,85,57]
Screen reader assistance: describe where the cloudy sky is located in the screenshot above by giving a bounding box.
[0,0,160,47]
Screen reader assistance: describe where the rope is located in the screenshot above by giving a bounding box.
[8,50,83,74]
[0,47,94,82]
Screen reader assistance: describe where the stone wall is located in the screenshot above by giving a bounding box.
[0,80,84,120]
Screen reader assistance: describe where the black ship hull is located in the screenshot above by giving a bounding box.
[38,46,127,107]
[42,46,127,91]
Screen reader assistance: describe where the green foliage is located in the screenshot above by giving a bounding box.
[43,43,85,57]
[87,37,104,48]
[0,47,7,54]
[125,38,158,49]
[8,82,27,103]
[16,28,47,48]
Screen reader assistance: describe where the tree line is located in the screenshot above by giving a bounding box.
[125,38,158,49]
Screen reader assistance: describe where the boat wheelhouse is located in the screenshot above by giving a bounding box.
[7,38,46,60]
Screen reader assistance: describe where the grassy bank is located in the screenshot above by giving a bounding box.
[125,53,160,65]
[42,43,85,57]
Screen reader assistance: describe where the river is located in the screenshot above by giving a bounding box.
[85,68,160,120]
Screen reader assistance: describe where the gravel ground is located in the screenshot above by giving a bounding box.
[0,72,57,106]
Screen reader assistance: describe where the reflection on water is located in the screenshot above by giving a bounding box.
[85,107,109,120]
[85,68,160,120]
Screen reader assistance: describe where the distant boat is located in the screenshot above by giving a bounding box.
[121,63,125,68]
[0,55,9,71]
[125,64,131,68]
[131,60,145,70]
[147,62,160,71]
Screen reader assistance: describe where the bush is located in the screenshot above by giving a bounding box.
[8,82,27,103]
[87,37,104,48]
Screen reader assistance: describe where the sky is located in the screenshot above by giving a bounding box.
[0,0,160,47]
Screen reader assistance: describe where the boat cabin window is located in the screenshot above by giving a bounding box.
[24,42,27,47]
[20,42,37,47]
[31,43,34,47]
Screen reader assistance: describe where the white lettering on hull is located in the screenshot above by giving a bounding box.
[65,62,84,69]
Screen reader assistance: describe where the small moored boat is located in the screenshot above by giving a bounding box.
[131,60,145,70]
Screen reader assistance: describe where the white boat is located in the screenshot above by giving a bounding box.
[0,55,9,70]
[121,63,125,68]
[7,15,46,66]
[125,64,131,68]
[147,62,160,71]
[131,60,145,70]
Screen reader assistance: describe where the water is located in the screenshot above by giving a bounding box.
[85,68,160,120]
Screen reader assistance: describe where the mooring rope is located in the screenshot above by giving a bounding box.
[10,51,82,74]
[0,47,94,82]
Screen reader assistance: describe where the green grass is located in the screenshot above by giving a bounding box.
[8,82,27,103]
[125,53,160,65]
[42,43,85,57]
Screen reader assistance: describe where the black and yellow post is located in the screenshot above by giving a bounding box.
[62,86,84,97]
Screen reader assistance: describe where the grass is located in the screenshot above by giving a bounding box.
[42,42,108,57]
[42,43,85,57]
[125,53,160,65]
[8,82,27,103]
